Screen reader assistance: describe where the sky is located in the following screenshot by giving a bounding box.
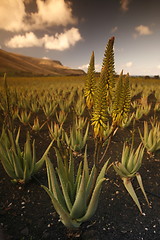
[0,0,160,76]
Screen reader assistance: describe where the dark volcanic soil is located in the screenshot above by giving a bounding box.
[1,106,160,240]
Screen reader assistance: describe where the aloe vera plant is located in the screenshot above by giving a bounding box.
[113,143,149,213]
[64,123,89,152]
[42,147,109,228]
[31,116,46,131]
[18,109,31,125]
[139,121,160,153]
[56,110,68,125]
[48,121,63,141]
[0,128,53,183]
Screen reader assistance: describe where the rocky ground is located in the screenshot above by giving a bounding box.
[0,104,160,240]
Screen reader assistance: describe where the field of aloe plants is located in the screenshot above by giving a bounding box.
[1,37,160,240]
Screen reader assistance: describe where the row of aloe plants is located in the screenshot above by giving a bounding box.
[0,37,160,229]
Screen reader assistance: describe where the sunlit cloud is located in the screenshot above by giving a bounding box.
[5,32,43,48]
[42,57,50,60]
[43,28,82,50]
[0,0,77,32]
[0,0,26,32]
[125,61,133,67]
[120,0,131,12]
[135,25,153,36]
[157,65,160,69]
[5,28,82,51]
[78,63,101,72]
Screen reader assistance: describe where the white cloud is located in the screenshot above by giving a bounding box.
[0,0,77,32]
[120,0,131,12]
[31,0,77,28]
[125,61,133,67]
[42,57,50,60]
[78,64,89,72]
[135,25,153,36]
[0,0,26,32]
[5,32,43,48]
[43,28,82,50]
[6,28,82,51]
[78,63,101,72]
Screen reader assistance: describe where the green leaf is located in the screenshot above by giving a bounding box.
[70,171,87,219]
[78,178,106,222]
[42,186,80,228]
[122,177,142,213]
[34,140,53,173]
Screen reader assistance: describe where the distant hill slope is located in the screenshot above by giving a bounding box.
[0,49,85,76]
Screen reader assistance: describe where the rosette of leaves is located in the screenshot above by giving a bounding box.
[111,71,131,128]
[139,121,160,153]
[84,51,96,109]
[64,123,89,152]
[0,128,53,183]
[113,143,149,213]
[42,147,109,228]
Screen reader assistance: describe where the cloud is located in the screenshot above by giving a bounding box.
[5,32,43,48]
[78,63,101,72]
[31,0,77,28]
[135,25,153,36]
[157,65,160,69]
[120,0,131,12]
[0,0,26,32]
[125,61,133,67]
[0,0,77,32]
[43,28,82,50]
[42,57,50,60]
[6,28,82,51]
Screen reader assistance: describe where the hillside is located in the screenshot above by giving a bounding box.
[0,49,85,76]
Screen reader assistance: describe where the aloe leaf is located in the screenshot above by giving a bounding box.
[126,150,134,172]
[122,177,142,213]
[96,158,110,184]
[136,173,150,206]
[78,178,106,222]
[12,152,24,179]
[24,132,32,171]
[34,140,53,173]
[42,186,80,228]
[0,153,17,179]
[113,164,127,178]
[57,168,73,212]
[75,161,82,189]
[68,150,74,186]
[45,156,67,209]
[54,147,68,180]
[116,162,131,176]
[83,146,89,183]
[29,140,36,175]
[86,165,97,201]
[70,171,87,219]
[121,144,129,167]
[83,123,89,145]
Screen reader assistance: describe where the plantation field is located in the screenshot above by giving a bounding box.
[0,75,160,240]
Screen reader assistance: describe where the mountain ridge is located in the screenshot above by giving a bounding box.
[0,49,85,76]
